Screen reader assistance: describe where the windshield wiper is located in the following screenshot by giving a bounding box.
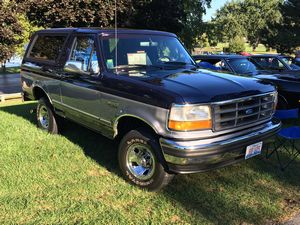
[163,61,188,65]
[114,64,163,70]
[161,61,197,69]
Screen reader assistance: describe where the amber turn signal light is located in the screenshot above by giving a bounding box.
[168,120,212,131]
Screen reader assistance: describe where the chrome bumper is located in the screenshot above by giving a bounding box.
[159,119,281,174]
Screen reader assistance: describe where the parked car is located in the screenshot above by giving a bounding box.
[21,28,280,191]
[249,54,300,71]
[193,54,300,109]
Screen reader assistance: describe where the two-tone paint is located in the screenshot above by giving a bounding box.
[21,28,281,174]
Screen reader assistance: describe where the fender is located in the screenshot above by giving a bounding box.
[113,114,159,138]
[32,82,53,104]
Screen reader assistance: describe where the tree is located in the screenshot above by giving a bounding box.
[0,0,23,71]
[16,0,211,50]
[16,0,131,28]
[262,0,300,53]
[228,36,245,53]
[241,0,282,50]
[209,0,282,51]
[15,14,42,56]
[209,1,246,43]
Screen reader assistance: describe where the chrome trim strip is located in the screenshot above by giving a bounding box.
[211,91,277,105]
[52,99,111,124]
[160,119,281,156]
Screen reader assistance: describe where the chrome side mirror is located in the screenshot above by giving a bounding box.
[63,60,84,74]
[64,60,100,76]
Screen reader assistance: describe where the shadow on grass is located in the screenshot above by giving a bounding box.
[0,102,119,175]
[1,102,300,224]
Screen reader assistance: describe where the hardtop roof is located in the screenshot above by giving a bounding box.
[35,27,177,37]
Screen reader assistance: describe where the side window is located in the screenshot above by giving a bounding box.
[69,36,100,74]
[28,35,66,61]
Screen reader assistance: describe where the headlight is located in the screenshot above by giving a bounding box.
[168,105,212,131]
[272,91,278,111]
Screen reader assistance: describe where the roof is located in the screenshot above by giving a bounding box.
[35,27,177,37]
[250,54,289,58]
[192,54,247,60]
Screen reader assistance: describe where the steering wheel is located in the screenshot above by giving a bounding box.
[157,56,171,63]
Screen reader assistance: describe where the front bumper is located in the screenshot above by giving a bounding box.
[159,119,281,174]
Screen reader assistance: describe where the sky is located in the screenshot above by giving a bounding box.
[203,0,228,22]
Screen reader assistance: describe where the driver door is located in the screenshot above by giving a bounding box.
[60,34,102,129]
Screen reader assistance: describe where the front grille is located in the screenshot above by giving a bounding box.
[213,93,276,131]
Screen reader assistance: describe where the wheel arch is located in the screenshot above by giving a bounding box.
[113,115,159,140]
[32,85,52,104]
[277,94,289,109]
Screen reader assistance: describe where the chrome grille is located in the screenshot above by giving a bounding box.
[213,93,276,131]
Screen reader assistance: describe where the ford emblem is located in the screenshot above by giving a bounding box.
[245,108,254,115]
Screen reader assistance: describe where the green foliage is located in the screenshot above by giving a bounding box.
[16,0,130,28]
[195,33,210,48]
[262,0,300,53]
[0,66,20,74]
[228,36,246,53]
[209,1,247,43]
[15,14,42,57]
[209,0,282,50]
[16,0,211,51]
[179,0,212,50]
[0,1,23,65]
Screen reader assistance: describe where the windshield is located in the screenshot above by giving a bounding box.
[226,58,258,74]
[282,57,300,70]
[101,34,195,72]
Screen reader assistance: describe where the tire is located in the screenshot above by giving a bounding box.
[36,97,58,134]
[118,129,174,191]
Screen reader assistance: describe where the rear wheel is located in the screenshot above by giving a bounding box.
[118,129,174,191]
[36,97,58,134]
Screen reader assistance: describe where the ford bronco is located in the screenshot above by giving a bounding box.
[21,28,281,191]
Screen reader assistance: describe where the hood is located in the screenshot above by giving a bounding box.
[144,69,276,104]
[256,70,300,82]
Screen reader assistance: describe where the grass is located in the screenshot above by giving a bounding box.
[194,43,277,55]
[0,101,299,224]
[0,66,20,75]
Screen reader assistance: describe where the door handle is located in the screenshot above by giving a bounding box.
[41,68,53,73]
[60,74,76,79]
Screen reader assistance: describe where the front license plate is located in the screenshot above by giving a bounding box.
[245,141,263,159]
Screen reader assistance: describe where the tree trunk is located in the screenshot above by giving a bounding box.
[1,63,6,73]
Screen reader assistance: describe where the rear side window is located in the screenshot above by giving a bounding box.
[28,35,67,62]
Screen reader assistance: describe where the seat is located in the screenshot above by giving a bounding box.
[266,108,300,170]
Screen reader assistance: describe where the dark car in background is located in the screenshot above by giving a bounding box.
[193,54,300,109]
[249,54,300,72]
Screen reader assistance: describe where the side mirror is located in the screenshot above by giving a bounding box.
[64,60,84,74]
[63,60,100,76]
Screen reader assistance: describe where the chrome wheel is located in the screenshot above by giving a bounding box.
[126,143,156,180]
[38,105,49,129]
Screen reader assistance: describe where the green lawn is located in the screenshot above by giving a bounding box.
[0,66,20,75]
[195,43,277,55]
[0,102,299,224]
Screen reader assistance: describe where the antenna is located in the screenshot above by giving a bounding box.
[115,0,118,72]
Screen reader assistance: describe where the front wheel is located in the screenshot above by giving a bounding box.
[36,97,58,134]
[118,129,174,191]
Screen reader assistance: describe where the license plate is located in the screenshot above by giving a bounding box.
[245,141,263,159]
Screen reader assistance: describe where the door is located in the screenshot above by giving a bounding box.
[60,34,103,130]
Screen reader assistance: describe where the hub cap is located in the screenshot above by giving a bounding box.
[38,105,49,129]
[126,143,155,180]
